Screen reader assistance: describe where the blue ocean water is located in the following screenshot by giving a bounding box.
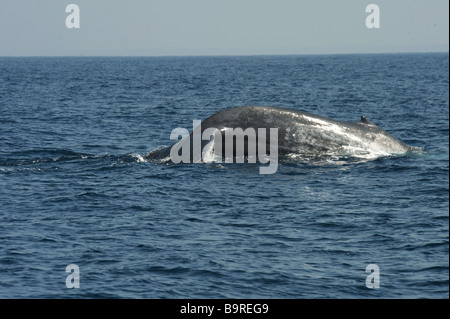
[0,53,448,299]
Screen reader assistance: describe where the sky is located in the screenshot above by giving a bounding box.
[0,0,448,56]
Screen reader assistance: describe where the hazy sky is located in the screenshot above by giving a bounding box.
[0,0,448,56]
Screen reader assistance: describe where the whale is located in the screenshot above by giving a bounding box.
[145,106,420,167]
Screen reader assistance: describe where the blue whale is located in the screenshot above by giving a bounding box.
[146,106,420,164]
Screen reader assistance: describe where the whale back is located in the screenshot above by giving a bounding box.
[146,106,418,163]
[200,106,414,157]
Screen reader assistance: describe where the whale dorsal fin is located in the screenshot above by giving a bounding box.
[360,116,375,125]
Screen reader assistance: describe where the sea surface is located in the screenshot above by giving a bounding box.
[0,53,448,299]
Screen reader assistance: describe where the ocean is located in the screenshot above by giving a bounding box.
[0,53,448,299]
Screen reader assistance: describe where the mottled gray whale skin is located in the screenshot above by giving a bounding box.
[146,106,418,162]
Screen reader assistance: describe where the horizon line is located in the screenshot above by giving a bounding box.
[0,50,448,58]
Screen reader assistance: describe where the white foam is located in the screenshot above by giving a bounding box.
[130,153,147,163]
